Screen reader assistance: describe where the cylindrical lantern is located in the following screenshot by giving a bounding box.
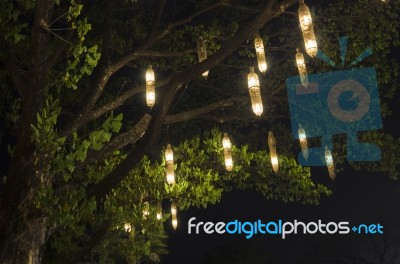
[222,133,234,171]
[298,125,309,160]
[254,33,267,74]
[171,200,177,216]
[247,67,263,116]
[172,214,178,230]
[324,146,336,180]
[296,48,308,87]
[166,163,175,185]
[142,202,150,218]
[146,65,155,108]
[197,36,209,78]
[124,222,132,233]
[165,144,174,164]
[268,131,279,173]
[298,0,318,57]
[156,201,162,220]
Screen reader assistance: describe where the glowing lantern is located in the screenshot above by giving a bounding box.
[268,131,279,173]
[197,36,209,78]
[146,65,155,108]
[171,200,178,230]
[254,33,267,74]
[296,48,308,87]
[142,202,150,218]
[156,202,162,220]
[124,222,132,232]
[298,124,309,160]
[165,144,175,184]
[298,0,318,57]
[222,133,233,171]
[324,146,336,180]
[247,67,263,116]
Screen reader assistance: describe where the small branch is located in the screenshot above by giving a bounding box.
[146,0,166,42]
[163,96,247,125]
[138,49,196,57]
[85,114,152,163]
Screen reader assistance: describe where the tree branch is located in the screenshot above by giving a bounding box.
[85,114,152,163]
[4,49,27,100]
[163,96,247,125]
[86,0,299,201]
[146,0,166,42]
[138,49,196,57]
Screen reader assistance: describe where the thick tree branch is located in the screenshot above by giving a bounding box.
[163,96,247,125]
[4,50,27,100]
[86,0,299,201]
[138,49,196,57]
[85,114,152,163]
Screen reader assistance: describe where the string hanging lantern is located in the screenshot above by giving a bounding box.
[222,133,233,171]
[298,0,318,57]
[171,200,178,230]
[298,124,309,160]
[247,67,263,116]
[145,65,156,108]
[296,48,309,87]
[124,222,132,233]
[142,202,150,218]
[324,146,336,180]
[268,131,279,173]
[165,144,175,185]
[156,201,162,220]
[254,33,267,74]
[197,36,209,78]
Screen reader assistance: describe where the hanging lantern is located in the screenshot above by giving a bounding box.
[156,201,162,220]
[171,200,177,216]
[197,36,209,78]
[222,133,233,171]
[268,131,279,173]
[298,124,309,160]
[254,33,267,74]
[142,202,150,218]
[165,144,175,184]
[124,222,132,233]
[324,146,336,180]
[296,48,309,87]
[172,214,178,230]
[146,65,156,108]
[247,67,263,116]
[298,0,318,57]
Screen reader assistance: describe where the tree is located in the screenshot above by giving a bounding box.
[0,0,399,263]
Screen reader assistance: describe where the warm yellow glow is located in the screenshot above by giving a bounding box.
[171,201,177,216]
[268,131,279,173]
[222,133,232,149]
[166,163,175,185]
[124,222,132,232]
[197,36,209,78]
[165,144,174,164]
[248,67,263,116]
[296,49,308,87]
[324,146,336,180]
[298,0,318,57]
[254,34,267,74]
[156,202,162,220]
[224,149,233,172]
[143,202,150,218]
[146,65,155,107]
[172,214,178,230]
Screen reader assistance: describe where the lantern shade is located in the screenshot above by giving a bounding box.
[222,133,232,149]
[172,214,178,230]
[146,65,156,108]
[298,125,309,160]
[224,149,233,172]
[197,36,209,78]
[296,49,308,87]
[165,144,174,164]
[247,67,263,116]
[324,146,336,180]
[156,201,162,220]
[166,163,175,185]
[268,131,279,173]
[171,200,177,216]
[143,202,150,217]
[298,0,318,57]
[254,34,267,74]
